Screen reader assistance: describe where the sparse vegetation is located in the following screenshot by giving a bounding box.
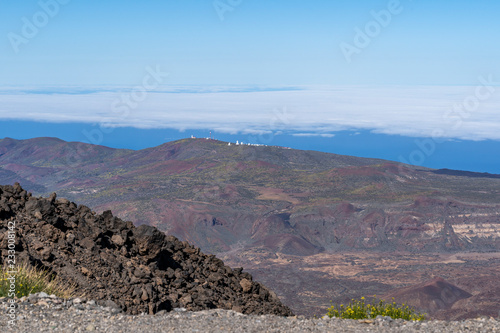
[326,297,425,321]
[0,262,77,298]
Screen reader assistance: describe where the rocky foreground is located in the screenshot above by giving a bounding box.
[0,183,292,315]
[2,293,499,332]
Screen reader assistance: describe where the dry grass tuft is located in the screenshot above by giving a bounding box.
[0,262,77,299]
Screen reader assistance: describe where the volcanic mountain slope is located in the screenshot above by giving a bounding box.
[0,183,293,316]
[380,277,472,316]
[0,137,499,255]
[379,276,500,320]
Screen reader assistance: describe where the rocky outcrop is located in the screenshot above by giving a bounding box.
[0,183,293,316]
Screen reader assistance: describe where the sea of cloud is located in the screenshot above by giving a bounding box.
[1,85,499,141]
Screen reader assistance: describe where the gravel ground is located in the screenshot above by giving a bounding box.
[2,294,499,332]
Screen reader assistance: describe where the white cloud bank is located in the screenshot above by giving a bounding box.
[293,133,335,138]
[1,85,500,141]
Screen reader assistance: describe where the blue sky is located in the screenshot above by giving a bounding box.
[0,0,499,172]
[0,0,499,85]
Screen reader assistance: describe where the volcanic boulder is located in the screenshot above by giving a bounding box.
[0,183,294,316]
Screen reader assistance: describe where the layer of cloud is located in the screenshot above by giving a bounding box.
[292,133,335,138]
[1,85,500,141]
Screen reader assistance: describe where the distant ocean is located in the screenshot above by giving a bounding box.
[1,120,499,174]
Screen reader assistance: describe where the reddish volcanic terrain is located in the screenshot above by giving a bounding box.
[381,277,472,316]
[1,137,499,319]
[220,250,500,319]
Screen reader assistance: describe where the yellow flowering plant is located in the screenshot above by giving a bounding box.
[326,297,425,321]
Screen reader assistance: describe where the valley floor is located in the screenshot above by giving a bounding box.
[221,250,500,320]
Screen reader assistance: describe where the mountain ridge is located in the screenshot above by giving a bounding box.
[1,136,499,256]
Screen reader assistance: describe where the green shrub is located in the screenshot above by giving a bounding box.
[0,262,77,299]
[326,297,425,321]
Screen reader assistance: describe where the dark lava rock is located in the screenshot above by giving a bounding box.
[0,183,294,316]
